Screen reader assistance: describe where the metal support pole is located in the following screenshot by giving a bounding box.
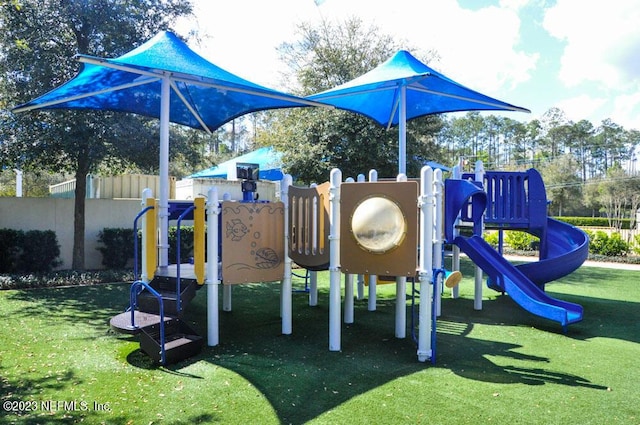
[329,169,342,351]
[281,174,293,335]
[417,166,434,362]
[368,169,378,311]
[206,187,220,346]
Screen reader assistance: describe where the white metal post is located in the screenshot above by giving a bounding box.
[158,76,171,267]
[368,169,378,311]
[344,274,354,324]
[395,173,408,339]
[433,169,444,317]
[281,174,293,335]
[206,187,220,346]
[15,169,23,197]
[309,183,319,307]
[398,86,407,175]
[451,163,462,299]
[222,192,233,311]
[329,169,342,351]
[343,177,355,324]
[474,160,485,311]
[417,166,434,362]
[309,271,318,307]
[356,174,366,300]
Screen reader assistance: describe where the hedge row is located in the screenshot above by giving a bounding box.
[485,229,640,257]
[555,217,634,229]
[0,229,61,273]
[97,226,196,269]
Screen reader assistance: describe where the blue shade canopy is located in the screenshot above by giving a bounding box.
[13,31,326,268]
[307,50,529,127]
[14,31,323,132]
[189,146,284,181]
[307,50,529,174]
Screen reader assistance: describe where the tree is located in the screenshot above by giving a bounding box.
[597,166,640,232]
[262,17,444,182]
[0,0,195,269]
[539,154,582,216]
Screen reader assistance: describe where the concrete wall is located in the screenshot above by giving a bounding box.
[0,197,141,270]
[0,180,280,271]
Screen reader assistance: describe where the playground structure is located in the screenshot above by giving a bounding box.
[110,161,589,365]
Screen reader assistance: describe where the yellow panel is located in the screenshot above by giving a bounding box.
[144,198,157,280]
[222,202,285,285]
[193,197,205,285]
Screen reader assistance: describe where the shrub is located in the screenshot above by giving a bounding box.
[97,228,137,269]
[168,225,195,264]
[556,216,632,229]
[633,234,640,256]
[505,231,539,251]
[0,229,61,273]
[483,231,499,248]
[587,230,629,256]
[97,225,198,270]
[0,229,22,273]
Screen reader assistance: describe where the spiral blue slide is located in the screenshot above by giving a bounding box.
[445,169,588,330]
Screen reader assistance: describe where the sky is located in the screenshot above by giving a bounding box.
[177,0,640,131]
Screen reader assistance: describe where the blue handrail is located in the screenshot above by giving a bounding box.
[175,205,196,313]
[130,280,166,365]
[133,205,155,281]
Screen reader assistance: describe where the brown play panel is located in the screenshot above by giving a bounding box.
[340,181,418,277]
[221,201,285,284]
[288,182,331,271]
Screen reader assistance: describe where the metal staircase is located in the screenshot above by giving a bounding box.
[110,269,203,365]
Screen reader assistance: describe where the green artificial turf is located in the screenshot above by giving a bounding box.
[0,260,638,424]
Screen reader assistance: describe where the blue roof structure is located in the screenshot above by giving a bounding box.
[189,147,283,181]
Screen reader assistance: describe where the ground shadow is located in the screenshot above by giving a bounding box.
[150,283,612,424]
[4,271,628,424]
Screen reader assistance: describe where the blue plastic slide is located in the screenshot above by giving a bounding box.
[515,217,589,287]
[444,171,587,329]
[454,234,584,329]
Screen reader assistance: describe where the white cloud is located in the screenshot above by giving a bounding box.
[611,91,640,130]
[543,0,640,89]
[180,0,537,95]
[553,94,608,124]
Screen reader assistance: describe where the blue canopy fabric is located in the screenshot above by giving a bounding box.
[307,50,529,127]
[307,50,529,174]
[13,31,326,268]
[189,146,284,181]
[14,31,324,132]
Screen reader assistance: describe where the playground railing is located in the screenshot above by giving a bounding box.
[130,280,166,365]
[133,205,155,281]
[460,170,547,230]
[175,204,196,313]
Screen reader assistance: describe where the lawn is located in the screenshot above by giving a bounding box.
[1,259,638,424]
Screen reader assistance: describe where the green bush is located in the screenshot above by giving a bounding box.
[97,225,199,270]
[556,216,632,229]
[0,229,22,273]
[505,231,539,251]
[586,230,629,256]
[483,231,499,248]
[168,225,196,264]
[0,228,60,273]
[633,234,640,256]
[97,228,137,269]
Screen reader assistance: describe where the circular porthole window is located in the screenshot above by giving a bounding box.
[350,196,407,254]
